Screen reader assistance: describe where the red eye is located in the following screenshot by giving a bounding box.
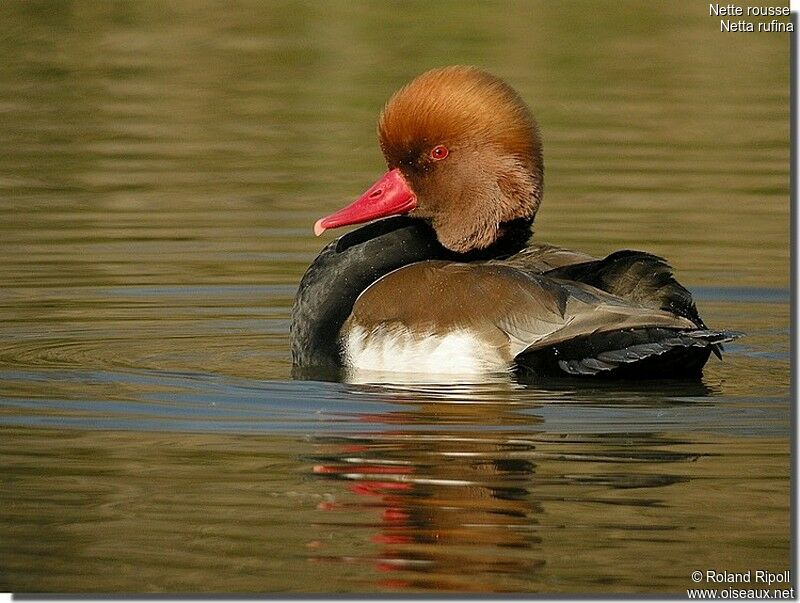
[430,145,449,161]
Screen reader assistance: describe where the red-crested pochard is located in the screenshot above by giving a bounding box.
[290,66,738,379]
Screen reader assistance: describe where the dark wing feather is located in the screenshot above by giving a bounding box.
[542,250,707,327]
[520,248,726,359]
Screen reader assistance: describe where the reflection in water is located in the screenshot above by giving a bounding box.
[306,385,708,592]
[312,436,545,592]
[0,375,790,593]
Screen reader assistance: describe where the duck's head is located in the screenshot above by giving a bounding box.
[315,66,544,253]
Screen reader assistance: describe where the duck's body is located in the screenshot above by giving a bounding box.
[291,216,730,379]
[290,67,738,380]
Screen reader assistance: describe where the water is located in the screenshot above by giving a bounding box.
[0,0,790,594]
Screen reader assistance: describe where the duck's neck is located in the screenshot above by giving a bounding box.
[458,216,534,261]
[290,215,532,372]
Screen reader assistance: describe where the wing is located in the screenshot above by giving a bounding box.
[502,243,597,273]
[505,245,706,325]
[543,250,707,326]
[344,260,709,371]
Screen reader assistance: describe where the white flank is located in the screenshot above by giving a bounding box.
[343,325,509,375]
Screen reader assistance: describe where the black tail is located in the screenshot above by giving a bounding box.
[516,327,741,380]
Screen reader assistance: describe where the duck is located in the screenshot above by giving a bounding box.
[290,66,738,380]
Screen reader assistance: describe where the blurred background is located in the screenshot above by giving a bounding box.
[0,0,790,594]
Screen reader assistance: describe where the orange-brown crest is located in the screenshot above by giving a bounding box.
[378,66,540,170]
[376,66,544,252]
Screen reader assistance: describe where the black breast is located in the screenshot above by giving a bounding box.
[290,217,442,371]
